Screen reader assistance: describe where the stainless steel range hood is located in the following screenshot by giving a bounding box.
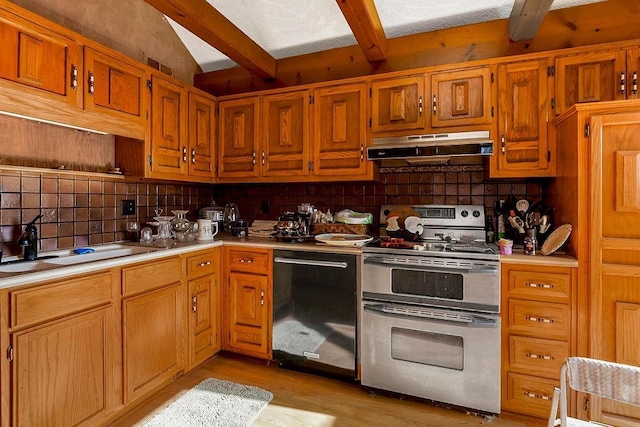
[367,130,493,165]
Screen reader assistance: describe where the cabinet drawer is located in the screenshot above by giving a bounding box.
[185,250,217,278]
[504,372,558,418]
[227,248,270,274]
[508,299,571,340]
[507,267,571,302]
[509,335,569,378]
[10,272,112,329]
[122,257,181,296]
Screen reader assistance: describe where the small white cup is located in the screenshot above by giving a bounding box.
[197,219,219,240]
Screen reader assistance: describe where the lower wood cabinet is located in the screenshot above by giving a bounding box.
[3,271,116,427]
[501,262,577,418]
[184,248,221,370]
[121,257,183,404]
[223,246,272,359]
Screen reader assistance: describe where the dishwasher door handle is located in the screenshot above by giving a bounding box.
[274,257,348,269]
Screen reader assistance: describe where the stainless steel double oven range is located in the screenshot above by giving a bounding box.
[360,204,501,414]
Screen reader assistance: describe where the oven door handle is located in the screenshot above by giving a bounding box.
[363,258,497,275]
[363,304,499,327]
[274,256,348,269]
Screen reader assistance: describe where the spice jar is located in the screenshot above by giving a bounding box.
[523,228,537,255]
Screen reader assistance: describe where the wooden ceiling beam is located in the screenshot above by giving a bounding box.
[336,0,387,62]
[508,0,554,41]
[143,0,276,79]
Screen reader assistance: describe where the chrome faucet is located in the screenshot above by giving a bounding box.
[17,214,42,261]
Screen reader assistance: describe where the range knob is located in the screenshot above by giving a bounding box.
[461,210,469,217]
[472,210,481,218]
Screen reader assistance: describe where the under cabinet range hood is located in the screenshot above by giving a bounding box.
[367,130,493,165]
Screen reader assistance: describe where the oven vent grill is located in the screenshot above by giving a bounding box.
[383,305,474,323]
[380,256,474,269]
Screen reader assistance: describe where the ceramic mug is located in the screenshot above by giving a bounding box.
[197,219,219,240]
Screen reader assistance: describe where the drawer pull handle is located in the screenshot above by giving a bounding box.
[239,258,254,264]
[197,260,212,267]
[525,316,553,323]
[526,353,554,360]
[526,282,554,289]
[524,391,553,400]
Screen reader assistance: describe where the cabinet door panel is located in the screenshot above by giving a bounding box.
[555,50,626,115]
[218,97,260,177]
[228,272,268,354]
[0,15,82,108]
[313,83,368,176]
[123,284,182,403]
[13,308,112,426]
[262,91,309,177]
[84,47,144,119]
[188,92,215,178]
[493,60,551,176]
[150,76,188,176]
[188,274,219,368]
[431,67,492,127]
[371,76,425,132]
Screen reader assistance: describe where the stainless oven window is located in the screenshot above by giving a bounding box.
[391,327,463,370]
[391,269,463,300]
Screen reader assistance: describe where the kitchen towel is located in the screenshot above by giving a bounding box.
[143,378,272,427]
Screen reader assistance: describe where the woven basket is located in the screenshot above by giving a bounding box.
[311,223,370,235]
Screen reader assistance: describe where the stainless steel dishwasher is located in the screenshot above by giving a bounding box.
[272,249,357,380]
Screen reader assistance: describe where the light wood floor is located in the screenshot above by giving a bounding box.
[110,353,548,427]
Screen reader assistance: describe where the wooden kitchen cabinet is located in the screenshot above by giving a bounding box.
[491,59,553,178]
[83,46,147,127]
[218,96,261,179]
[5,271,116,426]
[312,82,371,179]
[554,49,628,115]
[121,257,184,404]
[552,103,640,425]
[430,66,493,128]
[223,246,272,359]
[188,91,216,179]
[262,90,311,178]
[371,75,425,133]
[501,263,576,418]
[184,248,221,371]
[0,7,83,109]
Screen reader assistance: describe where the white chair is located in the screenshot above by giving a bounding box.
[547,357,640,427]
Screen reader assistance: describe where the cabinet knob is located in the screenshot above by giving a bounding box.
[360,144,364,162]
[260,289,265,306]
[197,260,212,267]
[191,149,196,164]
[70,65,78,91]
[252,152,256,165]
[192,293,197,312]
[633,71,638,95]
[262,151,266,165]
[432,95,437,114]
[88,72,95,95]
[620,72,626,95]
[182,146,187,162]
[418,96,423,115]
[501,135,506,154]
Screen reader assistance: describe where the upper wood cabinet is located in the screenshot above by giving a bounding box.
[188,91,216,179]
[262,90,310,178]
[83,47,147,126]
[491,59,553,178]
[371,75,425,133]
[0,10,83,108]
[218,96,261,179]
[430,66,492,128]
[149,75,189,177]
[554,49,628,115]
[312,83,369,177]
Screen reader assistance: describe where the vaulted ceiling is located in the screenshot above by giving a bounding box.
[144,0,604,80]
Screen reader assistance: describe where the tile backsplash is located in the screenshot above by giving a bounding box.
[0,165,543,256]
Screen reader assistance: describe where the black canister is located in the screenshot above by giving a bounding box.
[231,220,249,237]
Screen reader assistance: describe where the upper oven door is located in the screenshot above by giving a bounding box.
[362,253,499,312]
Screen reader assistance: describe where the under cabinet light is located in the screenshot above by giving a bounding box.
[0,110,109,135]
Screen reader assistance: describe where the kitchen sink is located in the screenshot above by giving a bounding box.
[0,261,48,273]
[42,245,154,266]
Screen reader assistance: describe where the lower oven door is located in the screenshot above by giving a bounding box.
[360,302,501,414]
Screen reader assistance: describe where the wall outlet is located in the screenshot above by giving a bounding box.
[121,199,136,215]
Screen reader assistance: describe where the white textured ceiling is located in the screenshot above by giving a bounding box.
[167,0,605,73]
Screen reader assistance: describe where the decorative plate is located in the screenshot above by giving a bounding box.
[315,233,373,246]
[540,224,572,256]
